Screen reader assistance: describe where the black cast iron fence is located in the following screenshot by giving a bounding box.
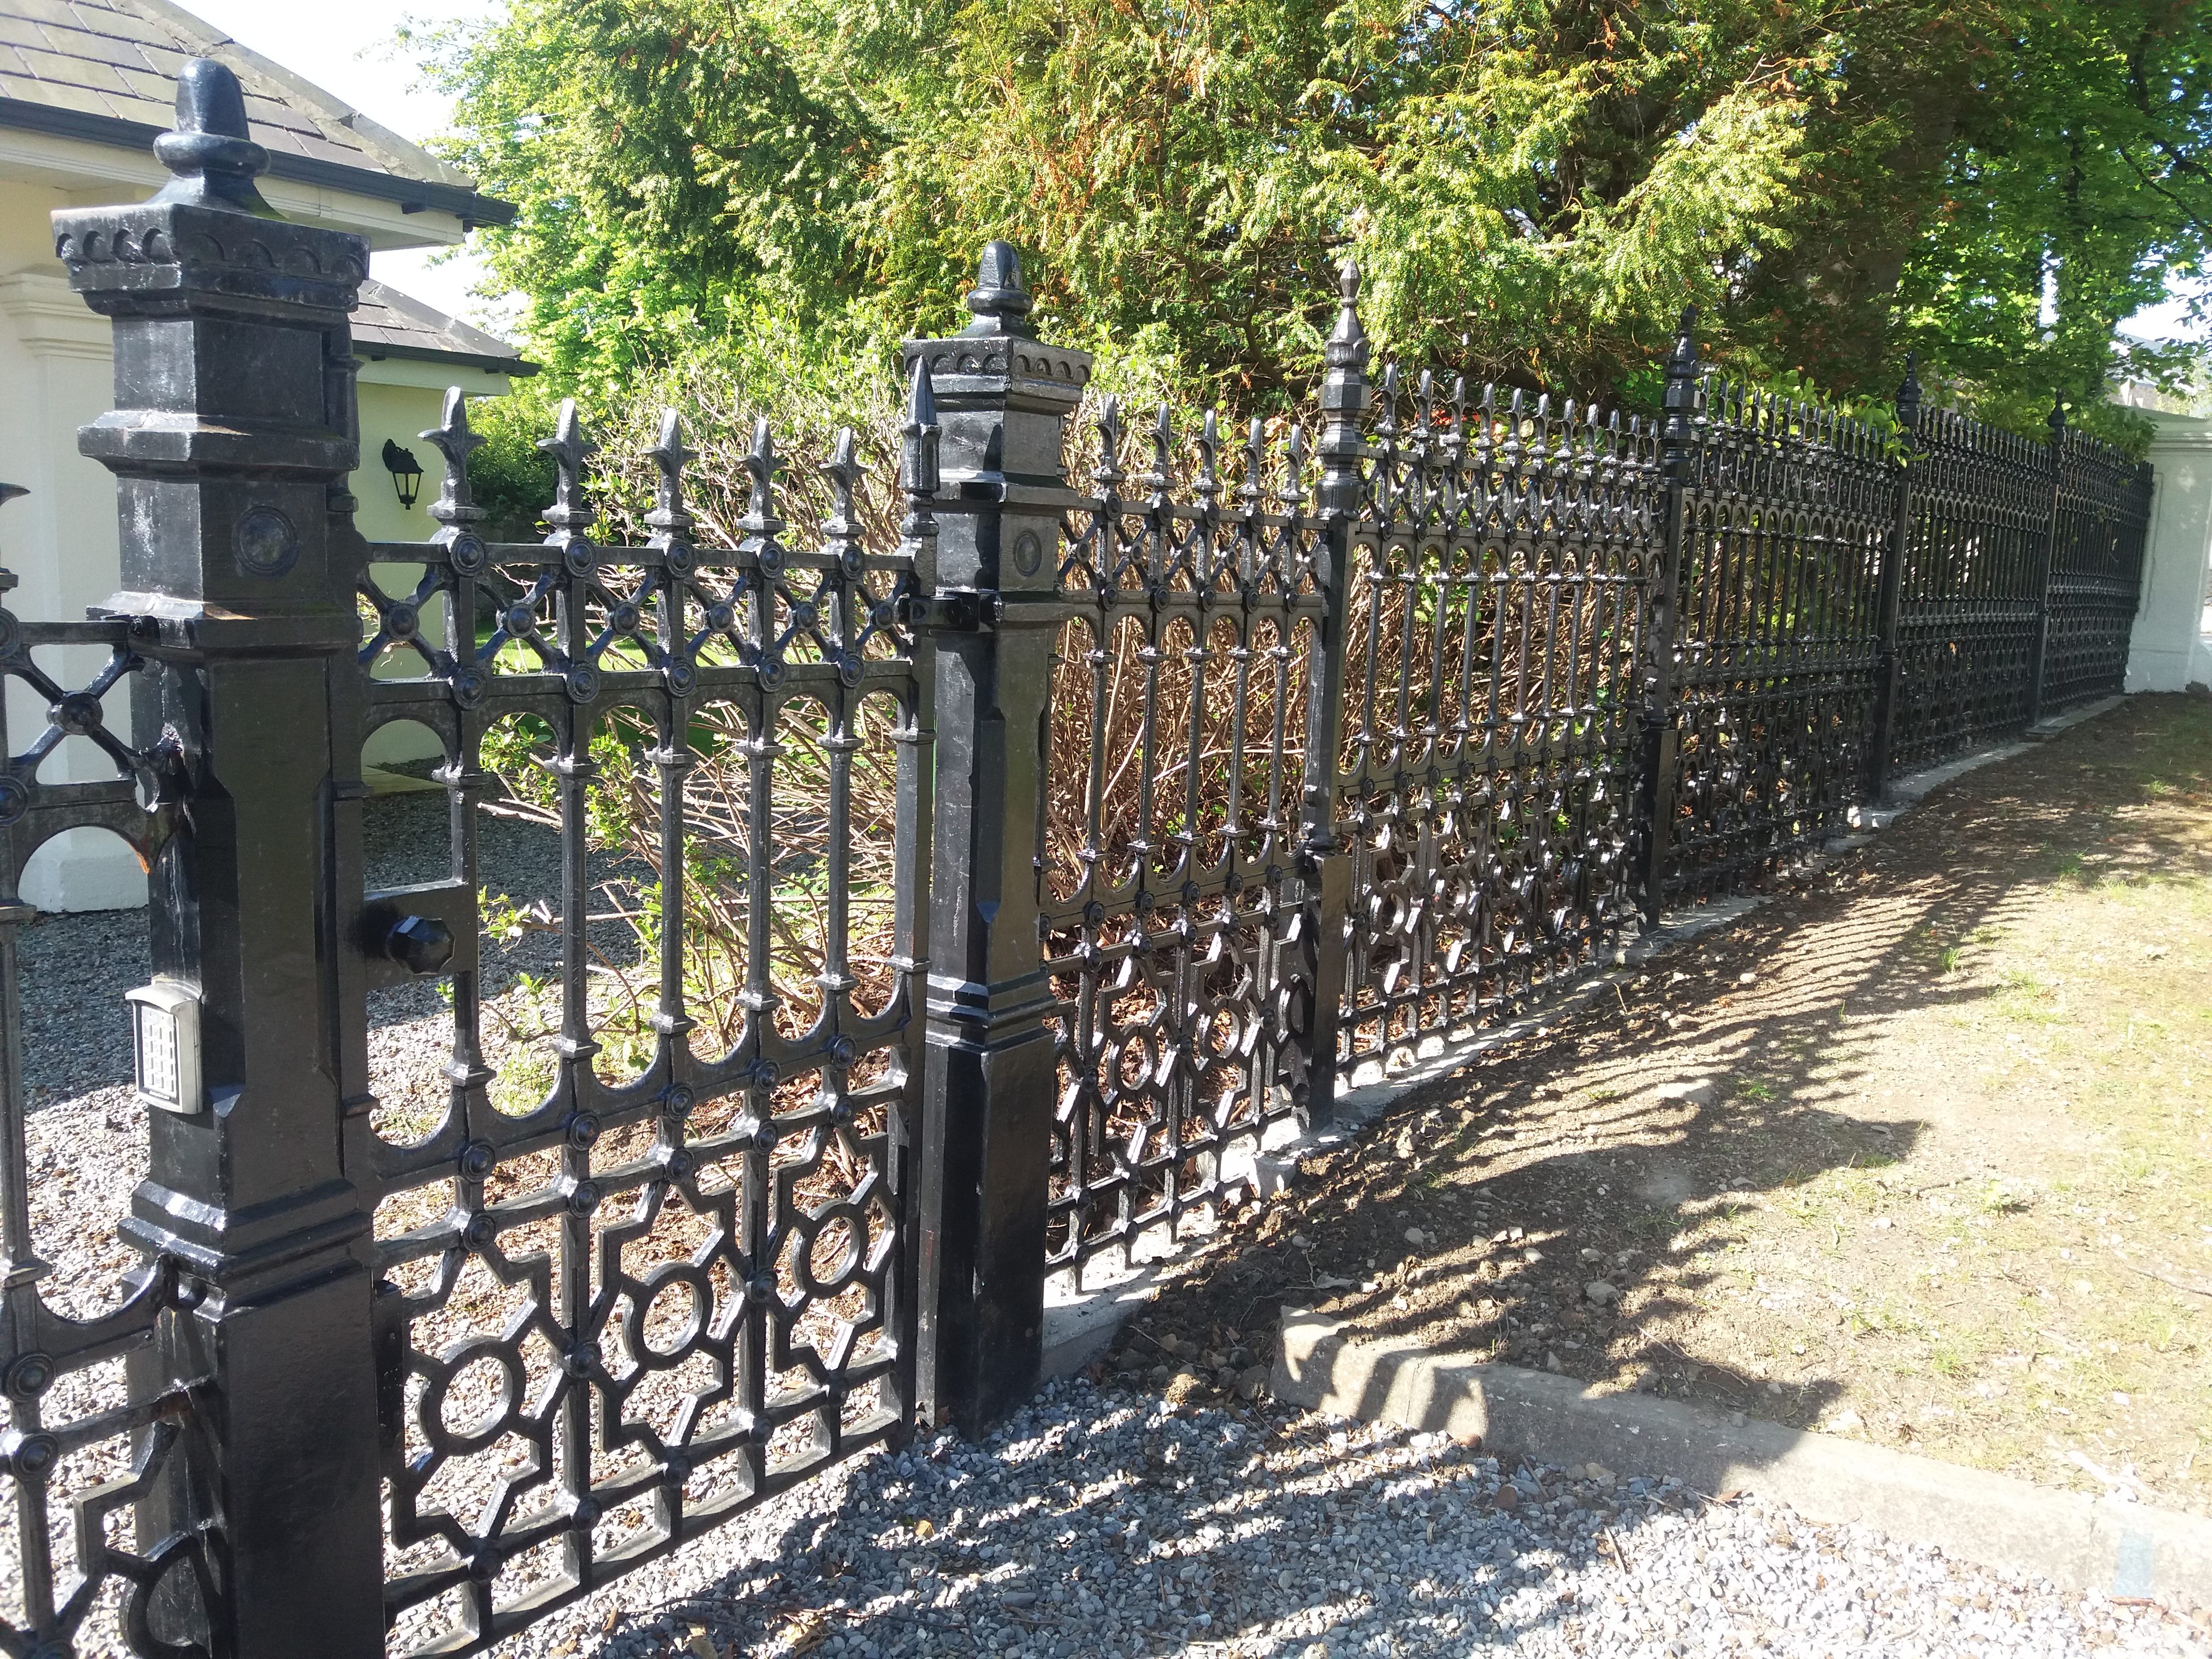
[0,62,2155,1658]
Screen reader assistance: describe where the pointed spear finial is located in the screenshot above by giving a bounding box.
[537,399,597,536]
[151,59,276,218]
[646,410,694,537]
[901,355,940,500]
[962,241,1034,340]
[742,416,782,521]
[821,427,862,577]
[421,387,486,528]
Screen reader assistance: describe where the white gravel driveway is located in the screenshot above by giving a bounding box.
[465,1379,2206,1659]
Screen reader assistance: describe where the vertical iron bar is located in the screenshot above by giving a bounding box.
[1865,358,1920,801]
[1639,309,1699,926]
[910,245,1088,1435]
[1296,263,1367,1130]
[2026,393,2066,727]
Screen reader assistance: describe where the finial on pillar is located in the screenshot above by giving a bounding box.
[1661,304,1701,481]
[962,241,1034,340]
[2048,388,2068,439]
[150,59,276,218]
[1666,305,1699,380]
[1326,259,1369,372]
[1895,353,1922,443]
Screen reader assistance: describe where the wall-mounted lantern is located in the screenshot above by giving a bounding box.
[382,439,424,510]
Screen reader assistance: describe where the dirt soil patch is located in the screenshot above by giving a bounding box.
[1100,693,2212,1518]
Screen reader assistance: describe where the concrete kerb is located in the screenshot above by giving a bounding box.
[1037,697,2128,1380]
[1272,1310,2212,1611]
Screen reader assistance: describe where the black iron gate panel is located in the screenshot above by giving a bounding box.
[1659,383,1889,902]
[1336,377,1656,1076]
[1042,404,1329,1279]
[2044,434,2153,712]
[0,497,213,1659]
[1890,408,2049,768]
[346,394,928,1651]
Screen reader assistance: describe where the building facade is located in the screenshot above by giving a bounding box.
[1,0,528,907]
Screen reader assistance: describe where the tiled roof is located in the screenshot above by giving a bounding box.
[0,0,474,189]
[354,279,533,376]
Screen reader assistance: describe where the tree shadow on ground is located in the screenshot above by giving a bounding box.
[1112,695,2210,1442]
[590,1387,1729,1659]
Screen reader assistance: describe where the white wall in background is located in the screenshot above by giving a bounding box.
[2129,410,2212,694]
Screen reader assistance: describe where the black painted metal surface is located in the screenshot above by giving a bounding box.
[352,405,926,1647]
[1658,369,1894,902]
[1336,365,1656,1075]
[0,55,2164,1659]
[0,495,206,1657]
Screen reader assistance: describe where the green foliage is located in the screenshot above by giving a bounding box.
[461,386,556,537]
[417,0,2212,445]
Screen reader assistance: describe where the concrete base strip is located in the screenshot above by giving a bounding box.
[1274,1310,2211,1610]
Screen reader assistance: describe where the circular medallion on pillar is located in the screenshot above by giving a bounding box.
[233,503,298,578]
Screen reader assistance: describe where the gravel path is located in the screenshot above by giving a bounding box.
[452,1377,2206,1659]
[14,791,643,1109]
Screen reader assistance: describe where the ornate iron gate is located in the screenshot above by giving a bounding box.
[0,57,2161,1659]
[348,383,929,1646]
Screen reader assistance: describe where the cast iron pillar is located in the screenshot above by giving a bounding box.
[1292,261,1369,1129]
[907,245,1089,1436]
[1639,308,1699,924]
[1865,356,1921,801]
[54,61,385,1656]
[2026,391,2067,727]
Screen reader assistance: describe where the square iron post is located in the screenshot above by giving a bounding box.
[2025,393,2067,727]
[907,245,1090,1437]
[53,62,385,1656]
[1293,264,1369,1130]
[1638,309,1699,925]
[1865,358,1922,801]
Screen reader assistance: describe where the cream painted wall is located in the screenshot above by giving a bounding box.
[2,178,140,910]
[2,180,511,907]
[2127,412,2212,696]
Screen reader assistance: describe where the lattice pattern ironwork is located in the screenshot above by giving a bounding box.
[1658,380,1891,902]
[1042,403,1330,1279]
[0,487,212,1658]
[2045,433,2154,712]
[1336,374,1656,1077]
[1890,405,2051,768]
[347,392,928,1653]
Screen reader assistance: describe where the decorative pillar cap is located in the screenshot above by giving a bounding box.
[1325,260,1368,373]
[150,59,277,219]
[1665,305,1699,382]
[961,242,1033,339]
